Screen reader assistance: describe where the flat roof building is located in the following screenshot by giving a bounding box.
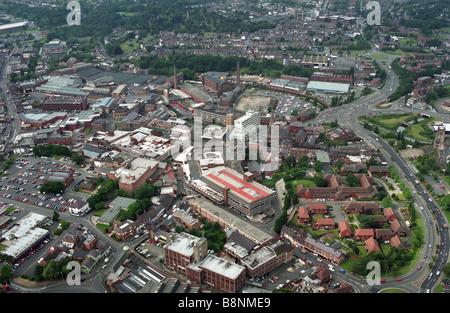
[306,81,350,94]
[1,212,49,259]
[107,157,159,193]
[187,254,246,293]
[189,197,273,245]
[202,167,276,217]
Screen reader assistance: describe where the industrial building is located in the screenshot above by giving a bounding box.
[306,80,350,94]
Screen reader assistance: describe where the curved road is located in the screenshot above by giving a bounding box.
[312,49,449,293]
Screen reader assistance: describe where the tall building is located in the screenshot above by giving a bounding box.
[164,232,208,275]
[164,232,247,293]
[232,109,260,142]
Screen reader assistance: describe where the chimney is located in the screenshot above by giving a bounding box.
[243,172,253,182]
[237,61,240,85]
[173,59,178,89]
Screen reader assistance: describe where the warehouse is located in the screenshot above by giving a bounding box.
[306,81,350,95]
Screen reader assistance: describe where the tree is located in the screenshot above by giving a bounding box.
[0,264,13,284]
[274,210,288,234]
[34,264,45,282]
[344,173,358,187]
[40,181,66,194]
[42,260,61,280]
[359,215,375,228]
[382,196,393,208]
[134,183,158,200]
[71,153,84,166]
[314,161,323,172]
[443,263,450,278]
[52,211,60,221]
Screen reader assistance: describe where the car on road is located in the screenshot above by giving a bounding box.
[417,265,422,270]
[396,278,402,282]
[440,186,446,189]
[380,279,387,283]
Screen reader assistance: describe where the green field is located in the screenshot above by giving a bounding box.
[371,53,390,60]
[291,179,316,188]
[380,289,408,293]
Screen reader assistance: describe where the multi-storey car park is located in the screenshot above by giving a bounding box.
[202,167,276,217]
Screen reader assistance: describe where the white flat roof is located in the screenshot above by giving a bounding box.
[0,21,27,31]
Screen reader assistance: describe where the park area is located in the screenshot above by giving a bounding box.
[360,113,438,142]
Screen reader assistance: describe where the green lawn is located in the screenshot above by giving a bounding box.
[291,179,316,188]
[378,114,415,126]
[406,124,434,142]
[380,289,408,293]
[371,53,390,60]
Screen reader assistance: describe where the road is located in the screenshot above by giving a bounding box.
[0,52,19,150]
[311,48,449,293]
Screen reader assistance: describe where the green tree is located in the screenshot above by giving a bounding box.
[34,264,45,281]
[0,264,13,284]
[134,183,158,200]
[40,181,66,194]
[314,161,323,172]
[382,196,393,208]
[71,153,84,166]
[52,211,60,221]
[344,173,358,187]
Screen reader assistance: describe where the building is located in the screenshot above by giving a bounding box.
[280,226,344,264]
[186,254,246,293]
[384,207,398,222]
[391,219,406,237]
[376,229,395,242]
[365,237,381,253]
[309,203,328,215]
[189,197,273,245]
[310,72,353,85]
[45,172,74,187]
[306,81,350,95]
[297,174,377,200]
[301,55,328,68]
[164,232,208,275]
[107,158,159,193]
[338,220,352,238]
[1,212,49,260]
[112,219,136,240]
[369,166,390,176]
[201,73,233,95]
[316,218,335,230]
[231,110,260,142]
[0,21,28,34]
[355,229,375,241]
[240,241,294,279]
[193,105,242,125]
[202,167,276,217]
[298,206,311,224]
[68,200,90,217]
[40,96,88,112]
